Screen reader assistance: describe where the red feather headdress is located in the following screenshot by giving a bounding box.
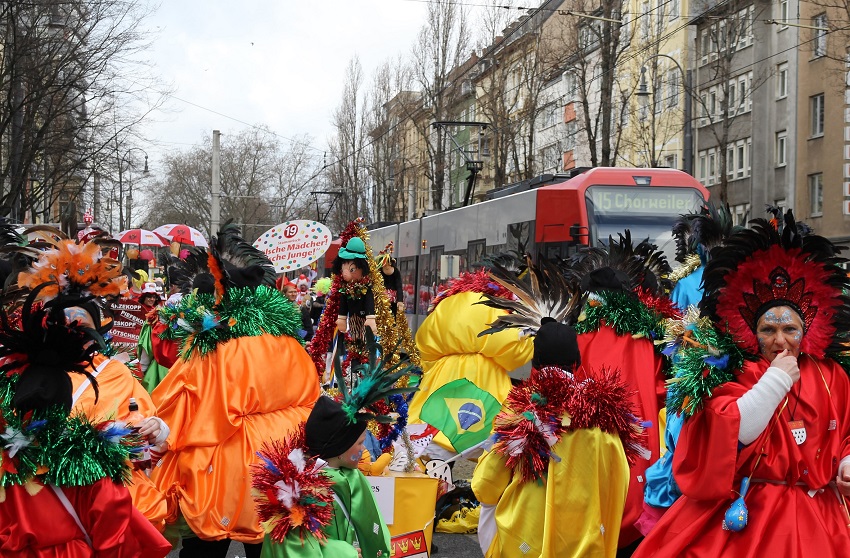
[701,211,850,357]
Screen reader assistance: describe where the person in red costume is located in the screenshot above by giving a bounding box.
[564,233,677,553]
[633,211,850,558]
[0,290,171,557]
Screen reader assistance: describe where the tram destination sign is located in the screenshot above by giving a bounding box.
[588,186,700,215]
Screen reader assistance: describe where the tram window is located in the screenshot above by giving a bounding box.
[398,257,415,315]
[468,240,486,269]
[507,221,535,255]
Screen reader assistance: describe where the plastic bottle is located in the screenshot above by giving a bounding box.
[127,398,152,473]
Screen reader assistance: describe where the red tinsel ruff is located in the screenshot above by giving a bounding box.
[429,270,514,313]
[493,366,573,483]
[251,425,334,544]
[635,287,681,322]
[715,244,840,356]
[308,220,362,375]
[568,367,645,466]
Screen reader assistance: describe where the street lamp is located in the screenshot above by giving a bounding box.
[117,148,149,230]
[636,53,692,174]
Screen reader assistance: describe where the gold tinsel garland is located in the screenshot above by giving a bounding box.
[668,253,703,284]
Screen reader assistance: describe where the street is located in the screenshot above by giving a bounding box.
[166,533,483,557]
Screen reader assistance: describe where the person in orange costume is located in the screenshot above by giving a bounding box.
[12,228,170,534]
[1,245,171,557]
[565,233,676,551]
[150,225,320,558]
[69,341,170,532]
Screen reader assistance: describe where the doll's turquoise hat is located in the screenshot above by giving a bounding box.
[338,237,367,259]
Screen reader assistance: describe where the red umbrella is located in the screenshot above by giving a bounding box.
[153,224,209,247]
[115,229,169,247]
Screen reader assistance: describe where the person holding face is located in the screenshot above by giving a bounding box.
[633,212,850,558]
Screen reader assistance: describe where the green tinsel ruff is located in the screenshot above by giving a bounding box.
[158,285,304,360]
[44,414,132,486]
[573,290,665,342]
[666,323,748,417]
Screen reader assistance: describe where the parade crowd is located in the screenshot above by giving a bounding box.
[1,205,850,558]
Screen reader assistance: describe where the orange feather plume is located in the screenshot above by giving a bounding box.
[207,252,226,305]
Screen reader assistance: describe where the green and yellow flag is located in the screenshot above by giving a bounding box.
[420,379,502,453]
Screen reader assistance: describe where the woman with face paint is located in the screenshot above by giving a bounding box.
[633,212,850,558]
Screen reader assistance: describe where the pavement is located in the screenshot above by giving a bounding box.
[166,533,483,557]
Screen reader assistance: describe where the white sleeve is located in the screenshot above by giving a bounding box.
[736,367,793,445]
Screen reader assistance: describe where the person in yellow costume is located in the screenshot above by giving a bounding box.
[13,228,170,533]
[408,269,532,457]
[471,258,641,558]
[150,225,320,558]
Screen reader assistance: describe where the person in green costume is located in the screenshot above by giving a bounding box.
[254,335,417,558]
[137,284,169,392]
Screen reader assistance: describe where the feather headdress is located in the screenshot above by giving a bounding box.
[0,284,102,413]
[165,249,213,294]
[565,230,672,296]
[15,227,127,302]
[700,210,850,357]
[672,202,739,264]
[206,221,277,303]
[333,331,419,425]
[476,255,585,337]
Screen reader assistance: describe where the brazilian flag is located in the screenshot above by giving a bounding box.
[420,379,502,453]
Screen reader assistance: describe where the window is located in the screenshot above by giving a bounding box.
[565,120,577,150]
[813,14,828,57]
[726,146,735,179]
[776,131,787,167]
[809,173,824,216]
[732,203,751,226]
[667,70,679,107]
[747,72,753,112]
[542,103,560,128]
[708,87,717,122]
[656,0,665,34]
[776,63,788,99]
[564,71,578,101]
[700,30,710,63]
[700,92,708,126]
[811,94,825,137]
[669,0,679,20]
[664,154,678,169]
[640,2,650,41]
[778,0,789,28]
[708,149,717,185]
[728,81,736,117]
[738,76,748,113]
[736,140,746,178]
[698,152,707,182]
[654,75,663,114]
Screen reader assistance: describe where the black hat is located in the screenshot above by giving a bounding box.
[305,396,368,460]
[532,319,581,370]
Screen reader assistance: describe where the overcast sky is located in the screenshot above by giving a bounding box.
[142,0,433,168]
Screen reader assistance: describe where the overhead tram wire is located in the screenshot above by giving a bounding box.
[298,0,680,174]
[135,0,678,173]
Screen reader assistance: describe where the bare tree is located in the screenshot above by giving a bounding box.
[691,0,769,203]
[0,0,168,224]
[365,56,415,222]
[328,57,371,223]
[140,127,317,241]
[549,0,631,167]
[409,0,471,210]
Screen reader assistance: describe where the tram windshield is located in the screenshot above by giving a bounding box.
[586,185,705,258]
